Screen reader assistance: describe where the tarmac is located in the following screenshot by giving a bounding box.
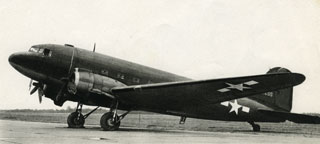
[0,120,319,144]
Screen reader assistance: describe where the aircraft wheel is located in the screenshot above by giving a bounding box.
[253,124,260,132]
[100,112,120,131]
[67,112,85,128]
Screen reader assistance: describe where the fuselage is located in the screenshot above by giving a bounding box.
[9,44,285,122]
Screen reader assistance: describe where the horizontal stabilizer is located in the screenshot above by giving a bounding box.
[258,109,320,124]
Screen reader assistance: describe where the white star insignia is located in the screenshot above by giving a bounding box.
[220,100,251,115]
[217,80,258,93]
[226,83,251,91]
[229,100,242,115]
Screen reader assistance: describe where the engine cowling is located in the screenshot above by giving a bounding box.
[67,69,126,98]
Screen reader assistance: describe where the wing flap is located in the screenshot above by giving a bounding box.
[111,73,305,111]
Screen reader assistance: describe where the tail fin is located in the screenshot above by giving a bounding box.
[250,67,293,112]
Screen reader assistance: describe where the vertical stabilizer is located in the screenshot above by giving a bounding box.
[250,67,293,112]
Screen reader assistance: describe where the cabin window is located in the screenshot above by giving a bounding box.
[101,70,108,76]
[133,77,140,83]
[117,73,125,79]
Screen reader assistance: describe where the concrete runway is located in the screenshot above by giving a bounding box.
[0,120,319,144]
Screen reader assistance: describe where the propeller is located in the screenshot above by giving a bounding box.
[29,79,46,103]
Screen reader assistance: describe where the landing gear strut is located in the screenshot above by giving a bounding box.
[67,103,99,128]
[100,101,130,131]
[248,121,260,132]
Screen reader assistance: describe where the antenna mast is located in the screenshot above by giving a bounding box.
[93,43,96,52]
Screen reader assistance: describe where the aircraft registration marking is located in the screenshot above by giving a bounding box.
[263,92,274,97]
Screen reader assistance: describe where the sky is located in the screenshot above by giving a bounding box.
[0,0,320,113]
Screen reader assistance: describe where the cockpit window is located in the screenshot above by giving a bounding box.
[38,48,44,53]
[43,49,52,56]
[29,47,39,52]
[28,47,52,57]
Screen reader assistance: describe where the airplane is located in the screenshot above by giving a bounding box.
[8,44,320,132]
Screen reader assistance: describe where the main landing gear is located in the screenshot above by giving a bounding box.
[67,101,129,131]
[248,121,260,132]
[100,101,130,131]
[67,103,99,128]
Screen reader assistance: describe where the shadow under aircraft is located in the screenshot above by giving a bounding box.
[8,44,320,132]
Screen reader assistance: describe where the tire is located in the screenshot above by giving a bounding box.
[253,124,260,132]
[67,112,85,128]
[100,112,120,131]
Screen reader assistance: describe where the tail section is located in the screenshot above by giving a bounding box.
[251,67,294,112]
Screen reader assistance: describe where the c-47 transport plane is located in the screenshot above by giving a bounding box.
[9,44,320,132]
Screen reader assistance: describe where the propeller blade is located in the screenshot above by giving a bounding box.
[29,79,33,90]
[55,82,67,102]
[54,75,74,106]
[33,82,40,87]
[38,88,43,103]
[29,81,46,103]
[30,86,39,95]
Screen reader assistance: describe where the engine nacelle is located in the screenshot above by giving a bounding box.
[68,69,126,97]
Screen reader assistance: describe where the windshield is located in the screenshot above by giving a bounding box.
[28,46,52,57]
[29,47,39,52]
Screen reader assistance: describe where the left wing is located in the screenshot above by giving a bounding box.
[111,73,305,111]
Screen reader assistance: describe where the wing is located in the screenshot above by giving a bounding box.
[258,109,320,124]
[111,73,305,111]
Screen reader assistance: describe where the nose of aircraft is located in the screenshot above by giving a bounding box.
[8,52,31,69]
[9,53,22,66]
[8,52,44,79]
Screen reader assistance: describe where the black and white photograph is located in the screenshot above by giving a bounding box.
[1,0,320,143]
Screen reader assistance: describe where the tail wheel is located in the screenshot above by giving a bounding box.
[248,121,261,132]
[253,124,260,132]
[100,112,120,131]
[67,112,85,128]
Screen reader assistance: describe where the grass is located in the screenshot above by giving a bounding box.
[1,110,320,136]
